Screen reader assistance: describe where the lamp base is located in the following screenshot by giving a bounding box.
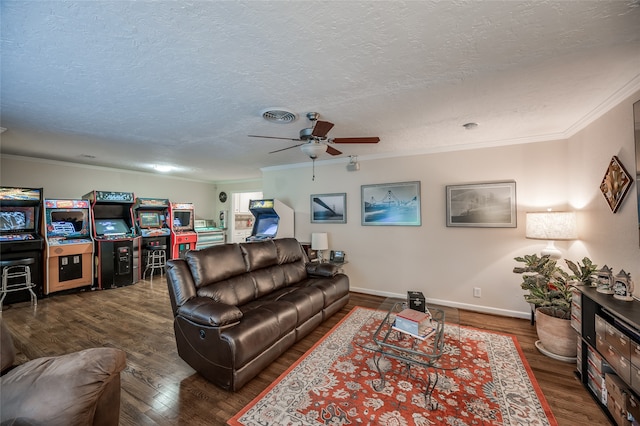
[540,241,562,259]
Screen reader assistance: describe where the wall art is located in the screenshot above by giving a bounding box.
[600,155,633,213]
[361,181,421,226]
[446,181,517,228]
[310,193,346,224]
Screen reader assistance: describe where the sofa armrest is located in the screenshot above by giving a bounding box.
[0,347,126,426]
[306,262,341,277]
[176,297,243,327]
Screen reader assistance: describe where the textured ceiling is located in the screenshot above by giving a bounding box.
[1,1,640,182]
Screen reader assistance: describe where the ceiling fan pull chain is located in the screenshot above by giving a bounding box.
[312,158,316,181]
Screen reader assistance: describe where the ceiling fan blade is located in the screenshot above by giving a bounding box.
[332,137,380,144]
[248,135,300,141]
[268,143,305,154]
[326,145,342,156]
[312,120,334,138]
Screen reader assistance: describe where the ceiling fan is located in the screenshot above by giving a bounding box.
[248,112,380,159]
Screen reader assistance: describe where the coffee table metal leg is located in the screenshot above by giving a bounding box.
[372,352,387,391]
[424,368,439,410]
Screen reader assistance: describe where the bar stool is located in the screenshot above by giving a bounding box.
[0,258,37,311]
[143,245,167,280]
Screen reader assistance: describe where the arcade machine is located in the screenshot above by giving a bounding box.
[0,187,45,304]
[43,199,94,294]
[83,190,141,289]
[246,199,294,241]
[169,202,197,258]
[194,219,225,250]
[133,197,171,275]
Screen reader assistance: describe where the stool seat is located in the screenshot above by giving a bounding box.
[0,258,35,267]
[143,245,167,280]
[1,258,37,311]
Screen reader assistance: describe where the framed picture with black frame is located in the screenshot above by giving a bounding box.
[446,181,517,228]
[361,181,421,226]
[310,193,347,224]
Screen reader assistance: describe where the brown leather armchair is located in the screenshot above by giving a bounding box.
[0,319,127,426]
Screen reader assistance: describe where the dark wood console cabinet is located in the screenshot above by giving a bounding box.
[576,287,640,425]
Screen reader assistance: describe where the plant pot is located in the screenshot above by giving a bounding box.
[535,307,577,359]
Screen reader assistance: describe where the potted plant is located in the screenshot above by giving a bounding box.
[513,254,576,359]
[565,257,599,287]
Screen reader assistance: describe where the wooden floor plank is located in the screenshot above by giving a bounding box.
[1,279,610,425]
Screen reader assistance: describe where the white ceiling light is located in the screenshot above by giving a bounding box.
[153,164,173,172]
[261,108,297,123]
[300,143,327,159]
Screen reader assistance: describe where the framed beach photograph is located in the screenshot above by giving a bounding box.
[310,193,347,224]
[446,181,517,228]
[361,181,421,226]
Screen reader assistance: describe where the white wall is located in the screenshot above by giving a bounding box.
[0,155,218,219]
[566,91,640,284]
[2,89,638,318]
[262,90,640,317]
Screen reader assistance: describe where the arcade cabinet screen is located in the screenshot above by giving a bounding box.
[256,216,279,237]
[94,219,130,236]
[139,211,161,228]
[0,207,36,232]
[49,209,89,237]
[173,211,192,230]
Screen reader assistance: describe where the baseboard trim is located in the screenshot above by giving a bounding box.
[350,286,530,320]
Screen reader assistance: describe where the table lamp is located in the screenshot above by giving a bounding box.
[311,232,329,263]
[525,211,577,259]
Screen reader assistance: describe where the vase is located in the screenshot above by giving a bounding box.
[535,307,577,359]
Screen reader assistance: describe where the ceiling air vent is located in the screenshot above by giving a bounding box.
[261,108,297,123]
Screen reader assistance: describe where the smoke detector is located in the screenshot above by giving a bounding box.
[261,108,298,123]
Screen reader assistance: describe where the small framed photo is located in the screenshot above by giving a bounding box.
[361,181,421,226]
[600,156,633,213]
[446,181,517,228]
[310,193,347,224]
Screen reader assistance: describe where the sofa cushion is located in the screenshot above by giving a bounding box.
[223,301,298,367]
[197,274,257,307]
[274,238,305,263]
[186,244,246,289]
[240,240,278,271]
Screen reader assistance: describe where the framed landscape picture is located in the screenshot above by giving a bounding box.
[446,181,517,228]
[361,181,421,226]
[310,193,347,224]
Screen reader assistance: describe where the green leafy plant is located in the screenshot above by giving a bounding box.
[513,254,572,319]
[565,257,598,286]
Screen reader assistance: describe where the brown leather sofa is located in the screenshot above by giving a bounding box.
[166,237,349,391]
[0,318,127,426]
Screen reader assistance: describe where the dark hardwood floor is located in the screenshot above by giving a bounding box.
[1,278,610,425]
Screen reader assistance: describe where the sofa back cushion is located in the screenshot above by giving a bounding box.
[275,238,308,284]
[240,240,278,271]
[186,244,246,289]
[184,238,310,307]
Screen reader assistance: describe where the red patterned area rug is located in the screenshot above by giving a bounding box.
[228,307,557,426]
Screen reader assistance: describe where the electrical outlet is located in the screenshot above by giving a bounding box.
[473,287,481,298]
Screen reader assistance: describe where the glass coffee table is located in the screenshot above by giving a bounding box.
[355,297,461,410]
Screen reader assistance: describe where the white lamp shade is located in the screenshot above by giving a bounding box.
[526,212,577,240]
[311,232,329,251]
[300,143,327,159]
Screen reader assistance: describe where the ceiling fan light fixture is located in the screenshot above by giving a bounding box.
[300,143,327,159]
[261,108,298,123]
